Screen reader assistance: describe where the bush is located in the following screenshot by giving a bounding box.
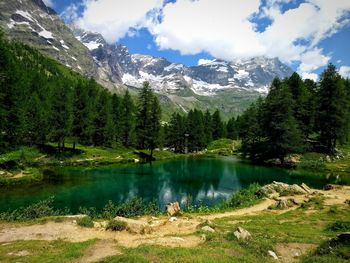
[77,216,94,228]
[78,206,98,219]
[106,219,127,231]
[101,200,118,219]
[115,198,160,218]
[327,221,350,232]
[0,197,68,221]
[224,183,262,209]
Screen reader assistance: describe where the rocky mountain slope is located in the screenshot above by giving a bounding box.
[0,0,294,117]
[0,0,97,77]
[74,29,293,97]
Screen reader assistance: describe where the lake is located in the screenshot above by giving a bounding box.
[0,157,341,213]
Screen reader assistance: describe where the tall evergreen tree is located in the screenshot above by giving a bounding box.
[317,64,348,153]
[204,110,213,144]
[148,96,162,158]
[167,113,186,153]
[72,81,94,148]
[263,81,303,164]
[120,90,135,147]
[211,109,224,140]
[136,82,153,149]
[49,80,73,151]
[92,90,115,147]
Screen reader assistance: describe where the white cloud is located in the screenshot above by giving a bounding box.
[198,59,214,66]
[339,66,350,78]
[298,48,330,72]
[65,0,350,74]
[301,72,319,81]
[72,0,163,43]
[43,0,54,8]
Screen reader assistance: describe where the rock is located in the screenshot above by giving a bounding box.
[325,155,331,162]
[300,183,312,194]
[270,198,297,210]
[169,217,177,222]
[133,159,139,163]
[0,171,6,176]
[257,181,307,197]
[201,234,206,241]
[268,250,278,260]
[234,227,251,241]
[345,199,350,205]
[201,226,215,233]
[166,202,181,216]
[324,184,336,190]
[114,216,152,234]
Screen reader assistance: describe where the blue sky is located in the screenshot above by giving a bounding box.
[47,0,350,79]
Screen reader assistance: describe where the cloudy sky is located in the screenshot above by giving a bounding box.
[47,0,350,80]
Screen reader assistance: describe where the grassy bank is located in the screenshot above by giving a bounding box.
[0,143,187,186]
[0,186,349,262]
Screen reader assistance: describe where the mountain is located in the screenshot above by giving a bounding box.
[74,29,293,97]
[0,0,97,77]
[0,0,294,118]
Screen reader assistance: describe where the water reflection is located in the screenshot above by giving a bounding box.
[0,157,340,213]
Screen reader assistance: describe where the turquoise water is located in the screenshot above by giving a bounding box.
[0,157,339,213]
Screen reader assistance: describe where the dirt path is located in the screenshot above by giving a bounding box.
[0,185,348,262]
[74,239,121,263]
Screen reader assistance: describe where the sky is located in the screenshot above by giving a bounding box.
[45,0,350,80]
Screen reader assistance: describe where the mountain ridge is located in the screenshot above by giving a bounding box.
[0,0,294,117]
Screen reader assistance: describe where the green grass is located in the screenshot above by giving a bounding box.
[0,191,349,262]
[77,216,94,228]
[0,240,95,263]
[205,139,241,157]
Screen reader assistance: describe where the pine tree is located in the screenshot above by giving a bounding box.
[111,94,122,144]
[72,81,94,148]
[287,72,312,138]
[136,82,153,149]
[148,95,162,158]
[92,90,115,147]
[263,81,303,164]
[317,64,347,153]
[226,117,238,140]
[49,80,73,151]
[204,110,213,144]
[120,90,135,147]
[186,109,206,152]
[211,109,224,140]
[167,113,186,153]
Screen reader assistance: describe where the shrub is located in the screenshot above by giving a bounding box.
[77,216,94,228]
[327,221,350,232]
[225,183,262,209]
[0,197,68,221]
[101,200,118,219]
[115,198,160,218]
[106,219,127,231]
[78,206,98,219]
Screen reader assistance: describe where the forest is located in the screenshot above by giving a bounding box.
[1,32,350,164]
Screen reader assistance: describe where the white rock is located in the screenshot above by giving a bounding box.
[201,226,215,233]
[268,250,278,260]
[169,217,177,222]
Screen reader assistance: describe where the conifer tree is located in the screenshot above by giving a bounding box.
[120,90,135,147]
[211,109,224,140]
[317,64,347,153]
[204,110,213,144]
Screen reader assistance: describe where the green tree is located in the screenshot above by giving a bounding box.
[167,113,186,153]
[263,80,303,164]
[186,109,206,152]
[136,82,154,149]
[204,110,213,144]
[72,81,94,148]
[120,90,135,147]
[211,109,224,140]
[148,96,162,158]
[49,80,73,151]
[317,64,348,153]
[92,90,115,147]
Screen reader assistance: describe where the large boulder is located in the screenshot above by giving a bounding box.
[114,216,152,234]
[166,202,181,216]
[257,181,309,197]
[234,227,251,241]
[269,198,297,210]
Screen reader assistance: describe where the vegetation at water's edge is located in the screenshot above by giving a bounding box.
[0,184,264,222]
[1,190,349,262]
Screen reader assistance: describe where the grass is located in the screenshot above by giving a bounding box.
[205,139,241,157]
[0,240,95,263]
[0,186,349,262]
[296,143,350,185]
[106,219,127,231]
[77,216,94,228]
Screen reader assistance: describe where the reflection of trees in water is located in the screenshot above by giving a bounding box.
[0,159,334,213]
